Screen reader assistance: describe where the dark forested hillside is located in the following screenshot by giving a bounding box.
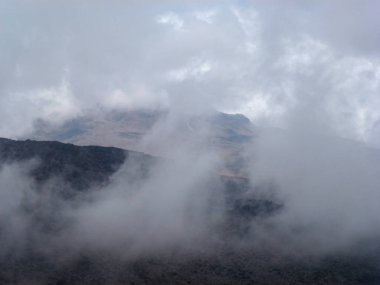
[0,138,147,190]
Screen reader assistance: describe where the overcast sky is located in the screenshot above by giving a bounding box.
[2,1,380,263]
[1,0,380,145]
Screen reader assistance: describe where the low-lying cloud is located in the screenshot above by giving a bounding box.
[1,1,380,283]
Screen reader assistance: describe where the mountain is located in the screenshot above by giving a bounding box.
[0,137,154,192]
[0,137,278,225]
[30,110,255,177]
[0,138,379,285]
[30,110,254,150]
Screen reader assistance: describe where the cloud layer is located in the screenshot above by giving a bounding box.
[1,1,380,274]
[0,0,379,145]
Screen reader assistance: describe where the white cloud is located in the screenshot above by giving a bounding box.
[157,12,184,31]
[2,0,380,264]
[167,57,213,82]
[105,86,169,110]
[194,10,216,23]
[0,80,80,138]
[0,0,379,145]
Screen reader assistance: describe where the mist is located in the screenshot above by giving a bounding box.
[1,0,380,283]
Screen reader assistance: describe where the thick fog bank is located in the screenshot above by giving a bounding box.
[1,0,380,283]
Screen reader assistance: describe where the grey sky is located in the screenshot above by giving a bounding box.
[0,0,379,144]
[1,0,380,262]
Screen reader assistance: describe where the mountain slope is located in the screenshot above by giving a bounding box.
[0,138,152,191]
[0,138,379,285]
[30,111,255,153]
